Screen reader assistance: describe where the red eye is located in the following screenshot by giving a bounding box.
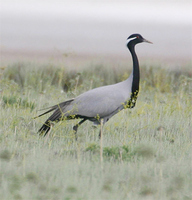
[137,36,139,38]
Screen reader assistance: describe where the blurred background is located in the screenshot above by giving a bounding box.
[1,0,192,66]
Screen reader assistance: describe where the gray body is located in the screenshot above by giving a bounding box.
[58,72,133,124]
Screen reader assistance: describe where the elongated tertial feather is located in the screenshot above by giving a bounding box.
[34,98,74,119]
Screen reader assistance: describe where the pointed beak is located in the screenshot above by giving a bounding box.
[143,38,153,44]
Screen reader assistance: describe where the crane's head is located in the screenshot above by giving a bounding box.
[126,34,152,48]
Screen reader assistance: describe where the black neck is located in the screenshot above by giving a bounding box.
[129,45,140,95]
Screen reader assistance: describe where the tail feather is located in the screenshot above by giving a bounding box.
[36,98,74,136]
[34,99,74,119]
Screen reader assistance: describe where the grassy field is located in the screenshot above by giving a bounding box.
[0,61,192,200]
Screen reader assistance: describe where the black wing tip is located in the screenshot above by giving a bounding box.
[34,107,56,119]
[38,122,52,137]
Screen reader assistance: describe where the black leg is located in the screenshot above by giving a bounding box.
[99,130,101,139]
[98,122,104,139]
[73,119,87,140]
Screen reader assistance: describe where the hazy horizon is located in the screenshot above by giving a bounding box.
[1,0,192,64]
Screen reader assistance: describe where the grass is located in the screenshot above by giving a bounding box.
[0,61,192,200]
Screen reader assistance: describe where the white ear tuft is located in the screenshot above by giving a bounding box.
[126,37,137,46]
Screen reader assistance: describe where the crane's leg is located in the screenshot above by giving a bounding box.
[99,119,104,168]
[73,119,87,140]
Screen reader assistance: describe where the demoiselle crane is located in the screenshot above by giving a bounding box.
[36,34,152,137]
